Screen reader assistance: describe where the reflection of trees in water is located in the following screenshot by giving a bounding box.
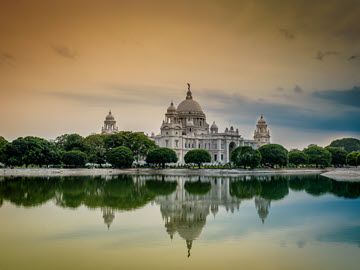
[184,179,211,195]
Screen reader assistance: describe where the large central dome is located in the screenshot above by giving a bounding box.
[177,87,203,113]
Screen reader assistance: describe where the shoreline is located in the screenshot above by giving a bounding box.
[321,168,360,182]
[1,167,330,177]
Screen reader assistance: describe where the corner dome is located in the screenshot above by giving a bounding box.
[167,101,177,113]
[210,121,218,129]
[258,115,266,124]
[106,110,115,121]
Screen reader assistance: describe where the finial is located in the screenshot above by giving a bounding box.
[186,83,192,100]
[109,109,112,114]
[171,100,173,106]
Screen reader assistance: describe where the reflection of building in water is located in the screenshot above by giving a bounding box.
[155,176,241,257]
[102,207,115,229]
[254,197,271,223]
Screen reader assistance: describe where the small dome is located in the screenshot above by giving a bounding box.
[258,115,266,124]
[210,121,218,130]
[167,101,177,112]
[106,110,115,120]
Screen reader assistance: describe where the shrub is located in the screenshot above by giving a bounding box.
[146,147,178,168]
[62,150,87,167]
[230,146,261,169]
[106,146,134,168]
[184,149,211,168]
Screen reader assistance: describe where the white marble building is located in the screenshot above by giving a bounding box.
[151,84,270,163]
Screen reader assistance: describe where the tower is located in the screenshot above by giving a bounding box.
[253,115,270,148]
[101,110,119,134]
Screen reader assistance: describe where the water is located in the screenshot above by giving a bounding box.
[0,174,359,270]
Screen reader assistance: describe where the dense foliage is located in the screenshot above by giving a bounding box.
[104,131,157,161]
[303,144,331,168]
[62,150,87,167]
[5,136,61,167]
[346,152,360,166]
[0,136,8,164]
[258,144,288,167]
[57,134,85,152]
[83,134,107,165]
[288,150,309,167]
[325,146,348,166]
[146,147,178,168]
[184,149,211,168]
[230,146,261,169]
[106,146,134,168]
[329,138,360,153]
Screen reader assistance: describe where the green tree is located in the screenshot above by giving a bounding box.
[84,134,106,166]
[258,144,288,167]
[230,146,261,169]
[303,144,332,168]
[62,150,87,167]
[184,149,211,168]
[106,146,134,168]
[0,136,8,164]
[4,136,60,167]
[288,150,309,167]
[329,138,360,153]
[346,152,360,167]
[61,134,85,152]
[146,147,178,168]
[325,146,348,166]
[104,131,157,161]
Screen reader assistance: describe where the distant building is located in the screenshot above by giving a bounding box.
[150,84,270,163]
[101,110,119,134]
[253,115,271,148]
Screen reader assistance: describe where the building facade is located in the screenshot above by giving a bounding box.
[151,84,270,164]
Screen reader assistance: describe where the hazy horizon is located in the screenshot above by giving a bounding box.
[1,0,359,149]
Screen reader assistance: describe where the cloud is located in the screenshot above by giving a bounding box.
[196,87,360,133]
[294,85,302,93]
[278,28,295,40]
[313,86,360,108]
[348,55,360,61]
[315,51,339,61]
[276,87,284,91]
[51,45,77,59]
[0,52,15,66]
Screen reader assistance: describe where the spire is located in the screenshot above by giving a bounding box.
[171,100,174,106]
[109,109,112,115]
[186,83,192,100]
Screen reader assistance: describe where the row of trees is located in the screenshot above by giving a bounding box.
[0,132,157,168]
[1,133,359,169]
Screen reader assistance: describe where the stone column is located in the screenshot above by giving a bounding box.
[226,140,229,163]
[217,139,221,163]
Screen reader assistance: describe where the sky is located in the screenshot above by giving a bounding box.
[0,0,359,149]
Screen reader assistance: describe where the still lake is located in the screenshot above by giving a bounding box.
[0,174,359,270]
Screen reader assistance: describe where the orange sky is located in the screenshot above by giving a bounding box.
[1,0,360,149]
